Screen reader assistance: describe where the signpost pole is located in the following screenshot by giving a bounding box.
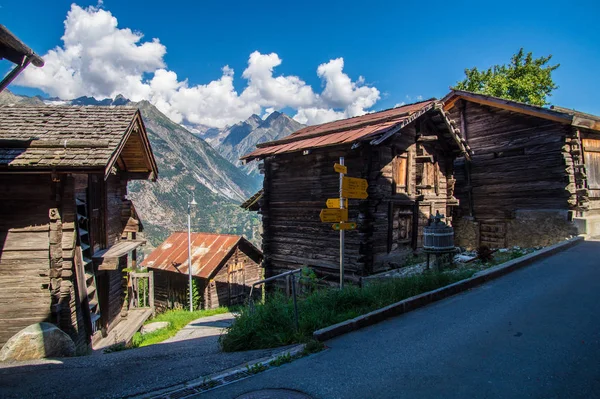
[339,156,345,289]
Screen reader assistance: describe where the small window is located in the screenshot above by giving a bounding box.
[393,155,408,192]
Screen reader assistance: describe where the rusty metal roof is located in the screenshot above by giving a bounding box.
[141,232,262,279]
[241,100,435,161]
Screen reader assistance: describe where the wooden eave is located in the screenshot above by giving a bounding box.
[93,239,146,270]
[442,90,573,124]
[240,189,263,211]
[105,111,158,181]
[371,103,472,160]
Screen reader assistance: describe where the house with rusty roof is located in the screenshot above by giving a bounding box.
[241,100,470,283]
[0,105,158,352]
[141,232,263,311]
[442,90,600,248]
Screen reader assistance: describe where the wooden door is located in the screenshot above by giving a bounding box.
[88,174,106,252]
[388,204,414,252]
[228,258,245,305]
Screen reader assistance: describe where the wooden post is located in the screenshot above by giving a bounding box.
[149,270,155,315]
[136,276,140,309]
[339,156,345,289]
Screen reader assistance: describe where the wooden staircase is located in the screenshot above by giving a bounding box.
[76,198,102,333]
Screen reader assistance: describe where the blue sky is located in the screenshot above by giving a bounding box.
[2,0,599,126]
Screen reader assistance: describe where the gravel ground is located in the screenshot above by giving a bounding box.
[0,313,286,399]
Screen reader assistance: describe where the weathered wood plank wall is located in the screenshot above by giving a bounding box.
[261,115,459,281]
[0,175,53,347]
[262,147,365,282]
[449,100,575,248]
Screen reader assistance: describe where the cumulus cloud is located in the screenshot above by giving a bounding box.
[17,4,380,127]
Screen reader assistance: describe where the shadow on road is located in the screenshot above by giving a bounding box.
[0,328,284,399]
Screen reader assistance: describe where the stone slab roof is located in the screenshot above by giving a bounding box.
[0,105,138,169]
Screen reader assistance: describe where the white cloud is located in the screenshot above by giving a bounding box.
[17,4,381,127]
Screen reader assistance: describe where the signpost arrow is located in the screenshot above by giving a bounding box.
[341,188,368,199]
[326,198,348,209]
[332,222,357,231]
[319,208,348,223]
[334,163,347,174]
[342,176,368,191]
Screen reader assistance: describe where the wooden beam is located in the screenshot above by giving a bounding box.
[445,94,571,124]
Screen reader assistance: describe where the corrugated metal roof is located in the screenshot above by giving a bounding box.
[241,100,435,160]
[141,232,260,279]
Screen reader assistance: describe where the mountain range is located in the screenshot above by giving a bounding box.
[0,90,300,249]
[187,111,305,176]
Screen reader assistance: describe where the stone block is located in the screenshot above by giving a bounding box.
[0,323,75,361]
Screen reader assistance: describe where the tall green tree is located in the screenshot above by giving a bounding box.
[455,48,560,106]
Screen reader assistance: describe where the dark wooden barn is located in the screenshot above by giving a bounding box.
[443,90,600,248]
[0,105,158,352]
[142,232,263,311]
[241,100,470,283]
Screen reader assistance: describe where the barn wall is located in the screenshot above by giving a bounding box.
[368,122,457,271]
[59,175,89,352]
[261,146,366,283]
[0,175,53,348]
[449,100,576,248]
[106,175,128,246]
[205,246,263,309]
[153,270,204,312]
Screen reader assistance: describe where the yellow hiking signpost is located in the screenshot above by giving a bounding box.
[334,163,347,174]
[341,176,368,199]
[319,208,348,222]
[319,158,369,289]
[326,198,349,209]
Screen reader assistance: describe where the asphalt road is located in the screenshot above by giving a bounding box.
[198,240,600,399]
[0,314,288,398]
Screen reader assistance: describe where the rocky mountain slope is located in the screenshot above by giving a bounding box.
[0,90,262,247]
[210,111,304,175]
[128,101,262,247]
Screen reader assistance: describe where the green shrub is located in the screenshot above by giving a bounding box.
[220,270,476,352]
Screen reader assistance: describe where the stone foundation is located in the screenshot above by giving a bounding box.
[453,217,479,250]
[506,210,577,248]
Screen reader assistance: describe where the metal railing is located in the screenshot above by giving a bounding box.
[249,268,302,331]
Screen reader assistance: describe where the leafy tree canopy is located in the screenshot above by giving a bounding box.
[455,48,560,106]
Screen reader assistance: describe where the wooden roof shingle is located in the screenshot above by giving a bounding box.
[0,105,140,170]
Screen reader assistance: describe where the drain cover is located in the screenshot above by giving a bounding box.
[235,388,313,399]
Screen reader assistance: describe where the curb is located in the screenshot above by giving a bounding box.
[131,344,306,399]
[313,236,583,342]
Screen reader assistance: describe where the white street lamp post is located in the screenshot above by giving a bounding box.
[187,193,197,312]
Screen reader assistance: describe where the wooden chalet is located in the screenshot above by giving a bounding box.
[142,232,263,310]
[241,100,470,282]
[443,90,600,248]
[0,105,158,352]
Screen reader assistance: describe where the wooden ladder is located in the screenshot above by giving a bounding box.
[76,198,102,334]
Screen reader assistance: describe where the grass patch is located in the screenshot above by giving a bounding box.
[132,307,229,348]
[220,269,476,352]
